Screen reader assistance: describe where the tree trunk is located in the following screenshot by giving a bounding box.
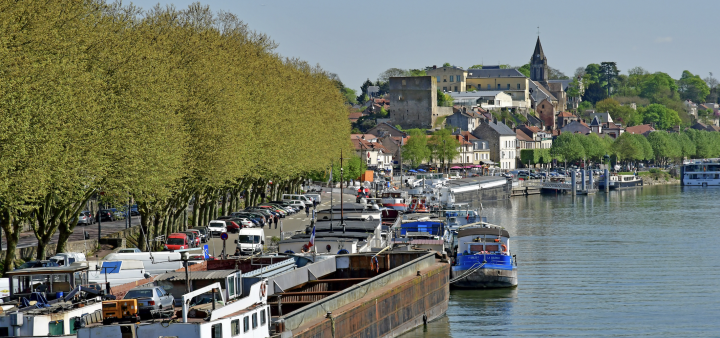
[191,195,200,228]
[55,220,73,254]
[221,191,227,216]
[0,210,20,275]
[138,212,150,252]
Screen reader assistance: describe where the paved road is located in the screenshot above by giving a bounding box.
[1,217,140,251]
[203,189,357,257]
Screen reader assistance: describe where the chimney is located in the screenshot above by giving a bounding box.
[433,65,437,69]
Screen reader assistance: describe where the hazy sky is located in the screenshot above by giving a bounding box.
[149,0,720,91]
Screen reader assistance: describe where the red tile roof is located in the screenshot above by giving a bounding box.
[557,112,576,118]
[625,124,655,135]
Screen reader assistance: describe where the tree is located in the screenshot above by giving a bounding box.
[469,64,484,69]
[407,69,427,77]
[671,132,696,160]
[613,133,644,162]
[428,129,460,171]
[640,72,679,102]
[442,62,452,67]
[549,67,569,80]
[516,64,531,78]
[595,98,642,126]
[703,73,719,103]
[437,90,453,106]
[578,133,607,162]
[583,82,607,104]
[678,70,710,103]
[637,104,681,130]
[378,68,408,82]
[635,134,654,161]
[550,133,586,167]
[600,62,619,96]
[357,79,374,103]
[342,88,358,105]
[647,131,680,165]
[402,129,431,168]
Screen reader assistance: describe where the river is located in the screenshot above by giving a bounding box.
[401,184,720,337]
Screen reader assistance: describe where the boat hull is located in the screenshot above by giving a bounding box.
[382,203,407,211]
[451,254,517,288]
[451,267,517,288]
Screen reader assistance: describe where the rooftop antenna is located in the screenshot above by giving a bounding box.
[537,26,540,37]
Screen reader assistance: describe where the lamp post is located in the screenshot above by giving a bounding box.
[442,139,446,175]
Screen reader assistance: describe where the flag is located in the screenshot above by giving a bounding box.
[308,224,316,248]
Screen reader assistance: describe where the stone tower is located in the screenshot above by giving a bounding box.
[530,37,548,84]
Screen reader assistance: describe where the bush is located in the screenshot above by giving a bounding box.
[649,168,660,174]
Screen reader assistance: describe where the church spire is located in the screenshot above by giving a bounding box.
[533,36,545,61]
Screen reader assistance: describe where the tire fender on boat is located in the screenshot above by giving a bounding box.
[260,282,267,297]
[501,244,508,253]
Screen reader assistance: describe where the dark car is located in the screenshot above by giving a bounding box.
[130,204,139,216]
[14,260,60,270]
[191,227,209,243]
[97,209,115,222]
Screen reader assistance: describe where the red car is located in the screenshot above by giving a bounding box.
[165,233,189,251]
[226,221,241,233]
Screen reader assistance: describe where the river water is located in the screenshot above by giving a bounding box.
[401,184,720,337]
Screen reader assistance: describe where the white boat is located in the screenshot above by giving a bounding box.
[87,260,148,288]
[103,252,183,275]
[681,159,720,186]
[315,203,382,221]
[598,173,643,189]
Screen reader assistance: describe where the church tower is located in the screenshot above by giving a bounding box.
[530,37,548,84]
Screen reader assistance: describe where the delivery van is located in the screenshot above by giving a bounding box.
[234,228,265,255]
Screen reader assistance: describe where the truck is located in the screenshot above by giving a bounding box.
[234,228,265,255]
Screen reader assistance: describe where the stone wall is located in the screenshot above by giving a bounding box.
[389,76,436,129]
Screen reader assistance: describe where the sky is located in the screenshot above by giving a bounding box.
[149,0,720,92]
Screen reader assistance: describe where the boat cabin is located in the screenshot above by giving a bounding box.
[456,226,511,256]
[6,262,89,300]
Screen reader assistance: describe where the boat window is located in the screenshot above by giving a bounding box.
[231,319,240,336]
[211,323,223,338]
[243,316,250,332]
[32,275,51,293]
[252,313,258,329]
[261,308,267,325]
[228,276,235,296]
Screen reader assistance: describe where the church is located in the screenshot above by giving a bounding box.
[528,37,572,130]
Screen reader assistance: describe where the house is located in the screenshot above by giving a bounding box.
[464,67,530,109]
[445,108,481,132]
[588,112,614,124]
[589,116,602,134]
[378,135,405,168]
[471,119,517,170]
[448,91,514,111]
[518,125,552,149]
[455,131,490,165]
[426,65,467,93]
[450,134,475,165]
[549,78,581,110]
[684,100,698,117]
[388,76,453,129]
[625,124,655,136]
[601,122,624,138]
[529,37,568,117]
[557,111,579,128]
[352,135,393,172]
[365,122,407,138]
[560,120,591,134]
[516,129,536,150]
[348,112,364,123]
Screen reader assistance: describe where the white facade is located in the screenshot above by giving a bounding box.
[498,135,516,170]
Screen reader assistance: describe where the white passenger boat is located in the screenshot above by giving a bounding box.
[598,173,643,189]
[315,203,382,221]
[682,159,720,186]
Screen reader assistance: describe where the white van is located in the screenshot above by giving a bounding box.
[208,220,227,235]
[287,200,305,210]
[304,193,321,204]
[282,194,312,207]
[103,251,182,275]
[234,228,265,255]
[49,252,86,266]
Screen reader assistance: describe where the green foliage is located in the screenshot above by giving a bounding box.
[551,133,586,166]
[646,131,681,164]
[407,69,427,77]
[578,133,607,162]
[520,149,553,165]
[516,64,531,78]
[671,132,696,159]
[443,62,452,67]
[577,101,593,114]
[613,133,644,161]
[331,155,367,182]
[437,90,454,107]
[402,129,431,168]
[678,70,710,103]
[428,129,460,169]
[469,64,484,69]
[595,98,642,126]
[342,87,358,105]
[637,104,681,130]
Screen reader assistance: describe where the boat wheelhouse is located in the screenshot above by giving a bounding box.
[315,203,382,221]
[681,159,720,186]
[380,191,408,211]
[451,224,517,289]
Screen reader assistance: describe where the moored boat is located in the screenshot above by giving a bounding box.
[450,224,517,289]
[598,173,643,189]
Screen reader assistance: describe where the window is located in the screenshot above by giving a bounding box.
[507,84,510,89]
[443,87,447,91]
[517,83,521,89]
[541,104,545,109]
[261,309,267,325]
[450,75,454,82]
[487,84,491,89]
[497,84,501,89]
[243,316,250,332]
[252,313,258,329]
[231,319,240,336]
[228,276,235,296]
[436,76,440,82]
[454,86,458,91]
[211,323,223,338]
[156,289,164,297]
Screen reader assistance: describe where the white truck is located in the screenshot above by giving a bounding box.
[49,252,87,266]
[234,228,265,256]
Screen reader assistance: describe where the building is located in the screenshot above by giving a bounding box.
[426,65,467,92]
[352,135,393,172]
[445,108,481,133]
[560,120,591,134]
[472,119,517,170]
[516,129,536,150]
[589,116,602,134]
[388,76,453,129]
[449,91,513,111]
[365,122,407,138]
[529,37,568,120]
[557,111,579,128]
[588,112,613,124]
[464,67,530,109]
[625,124,655,136]
[518,125,553,149]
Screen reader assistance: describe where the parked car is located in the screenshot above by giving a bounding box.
[14,260,60,270]
[165,233,190,251]
[181,231,200,247]
[97,209,115,222]
[123,286,175,319]
[225,221,241,233]
[130,204,139,216]
[117,248,142,253]
[77,211,95,225]
[191,227,209,243]
[235,218,254,228]
[110,208,125,220]
[48,252,86,266]
[208,220,227,236]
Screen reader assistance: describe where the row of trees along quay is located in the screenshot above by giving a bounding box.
[524,129,716,168]
[0,1,352,274]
